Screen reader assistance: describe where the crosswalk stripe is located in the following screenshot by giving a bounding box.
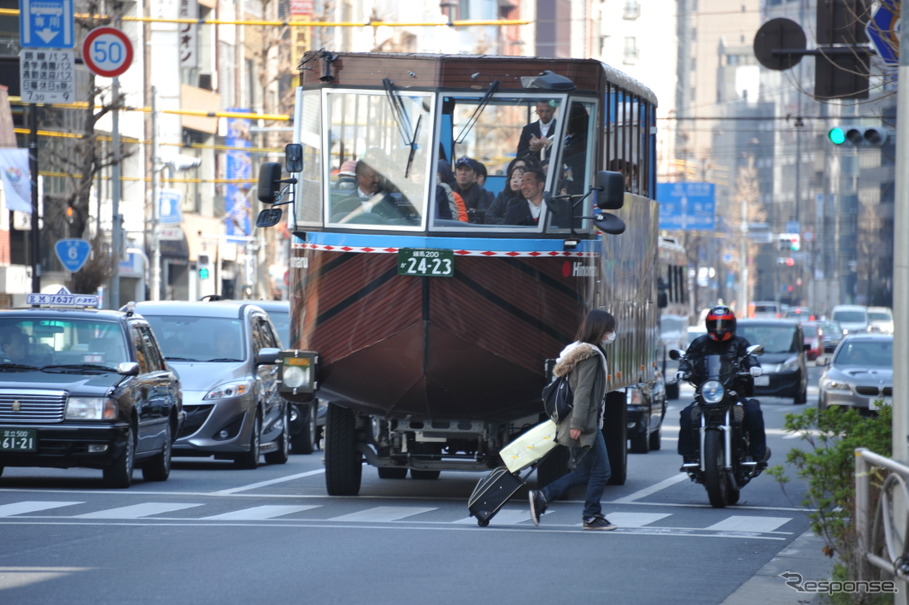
[0,501,83,516]
[201,505,320,520]
[454,508,531,525]
[75,503,204,519]
[604,512,671,527]
[706,515,791,533]
[329,506,436,522]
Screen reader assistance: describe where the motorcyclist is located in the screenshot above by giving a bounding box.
[676,305,770,467]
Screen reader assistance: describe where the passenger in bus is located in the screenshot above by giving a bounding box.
[559,104,590,196]
[436,159,468,221]
[331,160,408,224]
[452,156,493,223]
[499,167,570,227]
[485,157,531,224]
[517,100,558,161]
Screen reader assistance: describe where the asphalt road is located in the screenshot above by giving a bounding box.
[0,367,828,605]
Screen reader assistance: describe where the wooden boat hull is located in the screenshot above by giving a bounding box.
[290,243,592,421]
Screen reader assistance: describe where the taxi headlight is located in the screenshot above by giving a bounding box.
[66,397,118,420]
[701,380,725,404]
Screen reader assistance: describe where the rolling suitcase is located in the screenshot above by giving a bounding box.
[467,465,527,527]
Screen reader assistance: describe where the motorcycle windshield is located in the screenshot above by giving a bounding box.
[697,354,737,384]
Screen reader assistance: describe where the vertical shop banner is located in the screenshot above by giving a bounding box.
[225,111,252,238]
[0,148,32,213]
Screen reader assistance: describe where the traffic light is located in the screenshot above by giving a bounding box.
[198,253,211,280]
[827,125,892,146]
[778,233,800,252]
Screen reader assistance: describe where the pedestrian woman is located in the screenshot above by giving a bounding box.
[529,309,618,530]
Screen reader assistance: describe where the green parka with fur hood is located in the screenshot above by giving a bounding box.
[551,341,608,448]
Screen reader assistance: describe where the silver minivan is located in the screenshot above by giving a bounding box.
[135,300,289,468]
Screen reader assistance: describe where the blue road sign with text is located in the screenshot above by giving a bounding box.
[19,0,74,48]
[54,239,90,272]
[657,182,716,231]
[867,0,899,66]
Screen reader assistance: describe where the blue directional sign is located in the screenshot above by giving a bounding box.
[19,0,75,49]
[657,182,716,231]
[867,0,899,66]
[158,189,184,224]
[54,238,90,272]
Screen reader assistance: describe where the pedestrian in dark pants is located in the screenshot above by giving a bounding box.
[529,309,618,530]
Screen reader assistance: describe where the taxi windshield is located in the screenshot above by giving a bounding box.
[0,318,127,367]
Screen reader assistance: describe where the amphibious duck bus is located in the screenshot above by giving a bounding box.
[257,51,665,495]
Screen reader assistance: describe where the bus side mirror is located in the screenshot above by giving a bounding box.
[595,170,625,210]
[258,162,283,203]
[285,143,303,173]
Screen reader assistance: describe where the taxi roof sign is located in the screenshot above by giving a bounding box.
[27,286,99,308]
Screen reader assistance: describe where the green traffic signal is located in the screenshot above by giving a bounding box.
[199,267,210,279]
[828,127,846,145]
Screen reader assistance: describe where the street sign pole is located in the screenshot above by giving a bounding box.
[28,103,39,293]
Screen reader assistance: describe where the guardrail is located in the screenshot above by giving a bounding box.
[855,447,909,588]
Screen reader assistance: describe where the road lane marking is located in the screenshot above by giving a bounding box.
[454,508,531,525]
[75,503,204,519]
[706,515,792,533]
[0,501,83,516]
[209,469,326,495]
[201,505,320,520]
[603,512,671,527]
[610,473,689,503]
[329,506,435,522]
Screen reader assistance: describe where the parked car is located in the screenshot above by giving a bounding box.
[0,294,183,487]
[866,307,894,334]
[818,333,892,414]
[736,319,809,404]
[830,304,869,335]
[800,321,825,362]
[230,298,323,455]
[134,300,289,468]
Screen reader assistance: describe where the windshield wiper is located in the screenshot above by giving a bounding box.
[207,358,243,363]
[164,356,196,361]
[454,80,500,145]
[383,78,413,147]
[41,364,118,373]
[0,363,38,371]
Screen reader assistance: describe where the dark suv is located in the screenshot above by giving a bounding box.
[134,300,289,468]
[0,294,183,487]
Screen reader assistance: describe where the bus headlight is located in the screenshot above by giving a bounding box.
[279,350,318,396]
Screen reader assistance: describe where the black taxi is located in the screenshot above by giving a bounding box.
[0,289,183,487]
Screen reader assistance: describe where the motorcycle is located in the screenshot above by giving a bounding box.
[669,345,765,508]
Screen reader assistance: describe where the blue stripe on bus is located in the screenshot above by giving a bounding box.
[296,231,597,253]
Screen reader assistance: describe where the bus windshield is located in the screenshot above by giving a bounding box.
[311,88,599,235]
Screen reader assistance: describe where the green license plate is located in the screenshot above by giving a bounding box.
[0,428,36,452]
[397,248,454,277]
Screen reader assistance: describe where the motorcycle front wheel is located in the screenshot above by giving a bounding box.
[703,430,728,508]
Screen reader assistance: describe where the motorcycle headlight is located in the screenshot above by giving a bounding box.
[701,380,725,404]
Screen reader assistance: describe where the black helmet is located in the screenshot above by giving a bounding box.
[705,305,736,342]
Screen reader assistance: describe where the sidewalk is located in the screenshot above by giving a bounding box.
[721,528,834,605]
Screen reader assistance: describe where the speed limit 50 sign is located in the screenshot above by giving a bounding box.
[82,26,133,77]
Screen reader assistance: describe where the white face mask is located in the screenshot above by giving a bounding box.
[601,332,616,346]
